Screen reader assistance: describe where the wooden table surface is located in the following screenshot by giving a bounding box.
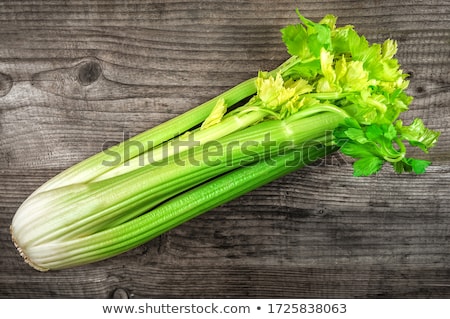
[1,0,449,298]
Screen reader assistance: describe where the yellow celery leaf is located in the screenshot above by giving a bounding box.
[342,60,372,92]
[200,97,227,130]
[382,39,398,60]
[256,71,312,110]
[316,48,341,93]
[335,55,347,83]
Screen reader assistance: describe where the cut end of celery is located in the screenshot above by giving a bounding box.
[10,226,49,272]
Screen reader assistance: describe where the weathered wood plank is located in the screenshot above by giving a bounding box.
[0,0,449,298]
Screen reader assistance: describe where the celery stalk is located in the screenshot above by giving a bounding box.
[12,109,344,255]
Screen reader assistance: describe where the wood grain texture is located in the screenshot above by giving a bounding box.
[0,0,449,298]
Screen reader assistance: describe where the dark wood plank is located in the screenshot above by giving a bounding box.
[0,0,449,298]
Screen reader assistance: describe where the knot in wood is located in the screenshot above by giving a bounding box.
[111,287,130,299]
[78,61,102,86]
[0,72,13,97]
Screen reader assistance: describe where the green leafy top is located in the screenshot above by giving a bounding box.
[333,118,439,176]
[199,10,439,176]
[279,10,440,176]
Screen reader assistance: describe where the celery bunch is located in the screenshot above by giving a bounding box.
[11,11,439,271]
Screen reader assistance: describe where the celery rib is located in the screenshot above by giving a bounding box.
[32,77,258,194]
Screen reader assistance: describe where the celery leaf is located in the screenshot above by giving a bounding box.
[395,118,440,153]
[353,157,385,176]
